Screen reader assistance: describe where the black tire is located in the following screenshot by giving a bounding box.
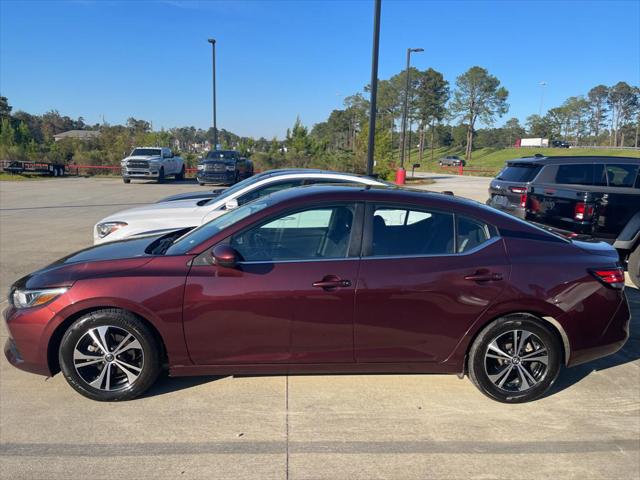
[468,314,561,403]
[158,167,165,184]
[123,178,131,184]
[176,165,185,181]
[199,182,205,186]
[628,246,639,289]
[58,309,162,401]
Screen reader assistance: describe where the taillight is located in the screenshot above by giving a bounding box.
[519,193,527,209]
[574,202,594,221]
[590,268,625,289]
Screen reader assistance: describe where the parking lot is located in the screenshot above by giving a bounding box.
[1,176,638,480]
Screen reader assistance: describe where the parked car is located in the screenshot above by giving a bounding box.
[551,140,570,148]
[93,169,389,244]
[5,184,630,402]
[156,188,225,203]
[197,150,253,185]
[121,147,185,184]
[487,155,640,286]
[439,155,466,167]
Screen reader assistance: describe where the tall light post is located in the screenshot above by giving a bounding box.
[366,0,382,177]
[208,38,218,149]
[399,47,423,180]
[538,81,547,116]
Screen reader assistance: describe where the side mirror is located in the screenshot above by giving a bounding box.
[225,198,239,210]
[212,244,239,268]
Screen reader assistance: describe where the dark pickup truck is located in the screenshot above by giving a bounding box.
[197,150,254,186]
[520,157,640,287]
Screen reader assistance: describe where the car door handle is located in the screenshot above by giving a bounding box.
[313,275,352,290]
[464,272,503,282]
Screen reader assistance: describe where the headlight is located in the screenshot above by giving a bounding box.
[197,164,205,170]
[12,287,68,309]
[225,165,235,171]
[96,221,128,238]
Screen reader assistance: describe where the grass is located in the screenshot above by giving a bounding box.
[0,172,50,181]
[405,146,640,177]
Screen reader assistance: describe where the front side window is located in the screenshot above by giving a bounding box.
[236,180,303,206]
[606,164,638,188]
[371,207,454,256]
[230,205,356,262]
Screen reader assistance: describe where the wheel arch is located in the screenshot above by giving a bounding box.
[47,306,168,376]
[462,311,570,373]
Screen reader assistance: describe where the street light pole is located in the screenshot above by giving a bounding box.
[399,47,423,173]
[366,0,382,177]
[208,38,218,149]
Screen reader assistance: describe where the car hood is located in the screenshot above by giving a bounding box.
[99,198,212,224]
[124,155,161,161]
[13,235,164,290]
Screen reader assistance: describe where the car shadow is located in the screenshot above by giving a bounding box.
[546,285,640,397]
[141,373,227,398]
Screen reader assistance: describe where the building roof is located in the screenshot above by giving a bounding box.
[53,130,100,140]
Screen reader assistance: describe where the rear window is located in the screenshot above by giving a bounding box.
[555,164,593,185]
[497,164,541,182]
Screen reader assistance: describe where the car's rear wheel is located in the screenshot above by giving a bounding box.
[58,309,161,401]
[468,315,561,403]
[176,165,185,181]
[158,167,165,184]
[628,246,639,288]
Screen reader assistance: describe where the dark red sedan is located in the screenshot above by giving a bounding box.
[4,185,630,402]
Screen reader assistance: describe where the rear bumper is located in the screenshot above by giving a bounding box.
[566,293,631,367]
[487,197,525,219]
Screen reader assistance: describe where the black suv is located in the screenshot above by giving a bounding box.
[488,155,640,287]
[197,150,254,185]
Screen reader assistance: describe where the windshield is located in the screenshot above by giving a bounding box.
[131,148,161,156]
[497,163,542,182]
[206,150,236,160]
[166,198,272,255]
[202,171,273,205]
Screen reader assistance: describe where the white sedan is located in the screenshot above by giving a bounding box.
[94,169,389,244]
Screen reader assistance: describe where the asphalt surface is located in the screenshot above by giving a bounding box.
[1,176,638,480]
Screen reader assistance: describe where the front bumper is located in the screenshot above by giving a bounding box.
[197,172,235,184]
[3,304,53,376]
[122,168,160,179]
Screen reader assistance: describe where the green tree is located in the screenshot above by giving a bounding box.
[415,68,449,163]
[607,82,639,146]
[449,66,509,161]
[587,85,609,141]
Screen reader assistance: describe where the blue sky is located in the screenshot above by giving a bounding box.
[1,0,638,139]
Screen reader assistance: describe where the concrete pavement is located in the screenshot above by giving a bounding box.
[1,177,638,480]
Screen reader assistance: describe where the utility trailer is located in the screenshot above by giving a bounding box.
[2,160,66,176]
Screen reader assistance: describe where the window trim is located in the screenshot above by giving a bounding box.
[226,201,364,265]
[362,202,499,259]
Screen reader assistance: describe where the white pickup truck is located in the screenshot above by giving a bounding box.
[121,147,185,183]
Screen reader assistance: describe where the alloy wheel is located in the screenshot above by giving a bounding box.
[484,329,549,392]
[73,325,144,391]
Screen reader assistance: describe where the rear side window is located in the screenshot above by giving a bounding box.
[555,164,593,185]
[457,216,491,253]
[236,180,302,206]
[371,207,454,256]
[606,164,638,188]
[497,164,541,182]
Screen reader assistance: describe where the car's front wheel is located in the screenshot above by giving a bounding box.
[58,309,161,401]
[468,315,561,403]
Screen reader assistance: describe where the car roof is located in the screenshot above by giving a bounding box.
[506,155,640,165]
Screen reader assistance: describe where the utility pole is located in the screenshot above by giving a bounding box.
[366,0,381,177]
[208,38,218,149]
[538,81,547,116]
[398,47,423,180]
